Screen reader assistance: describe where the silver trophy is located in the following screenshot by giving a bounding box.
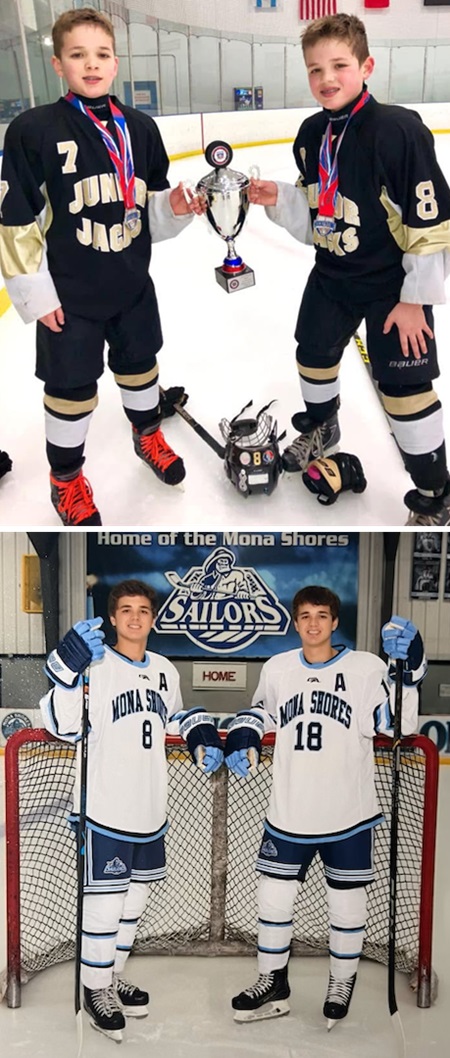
[196,141,256,293]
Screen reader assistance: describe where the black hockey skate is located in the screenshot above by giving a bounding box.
[404,481,450,526]
[0,450,12,479]
[50,470,102,526]
[323,971,357,1031]
[83,984,126,1042]
[282,409,340,473]
[132,425,186,485]
[232,967,290,1022]
[114,973,149,1017]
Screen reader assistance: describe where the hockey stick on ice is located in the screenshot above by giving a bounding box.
[75,589,94,1057]
[159,386,226,459]
[388,654,407,1058]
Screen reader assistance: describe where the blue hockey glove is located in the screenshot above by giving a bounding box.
[382,615,426,685]
[179,707,223,764]
[195,745,224,774]
[225,749,259,778]
[73,619,105,661]
[382,615,420,659]
[45,617,105,688]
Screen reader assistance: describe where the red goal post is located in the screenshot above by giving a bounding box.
[3,728,439,1009]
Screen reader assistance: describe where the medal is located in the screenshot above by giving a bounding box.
[314,216,336,237]
[316,90,371,236]
[124,208,140,231]
[65,92,139,230]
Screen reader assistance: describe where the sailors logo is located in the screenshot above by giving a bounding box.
[154,547,290,654]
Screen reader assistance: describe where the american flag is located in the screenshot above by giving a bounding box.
[299,1,337,19]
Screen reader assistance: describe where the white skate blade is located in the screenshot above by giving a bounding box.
[119,1003,149,1018]
[233,999,290,1022]
[88,1017,124,1043]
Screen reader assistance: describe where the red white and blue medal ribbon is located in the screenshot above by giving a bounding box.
[315,90,370,237]
[65,91,139,230]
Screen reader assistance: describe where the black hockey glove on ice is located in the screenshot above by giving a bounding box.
[302,453,367,504]
[160,387,188,418]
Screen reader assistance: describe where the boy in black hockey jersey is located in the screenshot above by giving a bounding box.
[249,13,450,525]
[0,8,204,526]
[225,585,425,1028]
[40,578,223,1041]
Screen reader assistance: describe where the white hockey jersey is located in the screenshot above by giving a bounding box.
[40,645,184,840]
[239,647,419,842]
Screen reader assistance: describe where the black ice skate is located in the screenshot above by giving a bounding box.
[282,409,340,473]
[323,971,357,1031]
[404,482,450,526]
[114,973,149,1017]
[83,984,126,1042]
[0,450,12,479]
[231,967,290,1022]
[50,470,102,526]
[132,425,186,485]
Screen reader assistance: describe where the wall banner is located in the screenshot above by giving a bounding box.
[87,531,359,658]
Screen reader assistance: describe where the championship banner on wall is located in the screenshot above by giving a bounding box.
[87,531,359,657]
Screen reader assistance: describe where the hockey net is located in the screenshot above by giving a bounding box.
[4,729,438,1009]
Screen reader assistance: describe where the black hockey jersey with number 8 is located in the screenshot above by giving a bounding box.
[293,97,450,303]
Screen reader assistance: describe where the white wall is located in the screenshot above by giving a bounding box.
[135,0,450,43]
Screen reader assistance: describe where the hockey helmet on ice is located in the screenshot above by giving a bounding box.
[219,401,282,497]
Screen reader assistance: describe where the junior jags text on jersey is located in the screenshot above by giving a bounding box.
[267,93,450,305]
[0,96,190,323]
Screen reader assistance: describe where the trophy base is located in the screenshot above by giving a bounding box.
[215,264,255,293]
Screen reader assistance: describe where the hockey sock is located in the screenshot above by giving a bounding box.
[114,363,161,431]
[380,385,448,493]
[44,382,97,475]
[327,885,367,980]
[114,881,149,974]
[81,891,125,989]
[302,452,367,504]
[257,875,298,974]
[296,346,341,424]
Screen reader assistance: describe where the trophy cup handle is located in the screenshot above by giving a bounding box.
[248,164,261,181]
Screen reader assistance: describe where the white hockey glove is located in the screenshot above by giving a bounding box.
[45,618,105,688]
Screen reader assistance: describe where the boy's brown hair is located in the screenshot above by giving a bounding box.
[107,579,158,618]
[301,13,369,65]
[292,585,340,622]
[52,7,116,58]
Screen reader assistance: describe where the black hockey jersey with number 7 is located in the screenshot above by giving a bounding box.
[0,97,170,319]
[293,97,450,303]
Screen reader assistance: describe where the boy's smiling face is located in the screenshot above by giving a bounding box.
[304,38,374,111]
[52,24,118,98]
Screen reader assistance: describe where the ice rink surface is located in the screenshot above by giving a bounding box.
[0,136,450,528]
[0,763,449,1058]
